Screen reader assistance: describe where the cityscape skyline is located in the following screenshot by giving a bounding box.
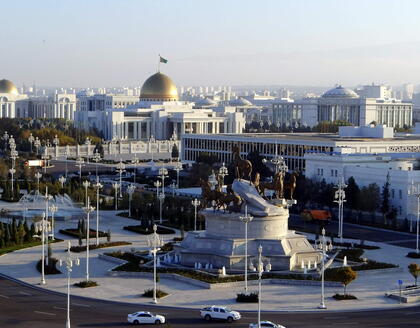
[2,0,420,87]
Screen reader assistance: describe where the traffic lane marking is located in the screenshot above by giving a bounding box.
[34,310,56,316]
[0,294,10,299]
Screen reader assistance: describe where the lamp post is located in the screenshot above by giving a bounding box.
[173,161,183,189]
[239,205,253,294]
[9,168,16,197]
[218,162,228,186]
[127,184,136,218]
[255,245,271,328]
[34,137,41,155]
[35,171,42,194]
[49,204,58,240]
[408,181,420,254]
[35,212,48,285]
[334,177,347,244]
[28,133,35,153]
[59,241,80,328]
[41,151,50,174]
[53,134,59,159]
[159,167,168,195]
[85,137,91,162]
[131,155,139,184]
[82,180,90,207]
[76,157,84,182]
[191,198,201,231]
[94,179,103,245]
[170,182,176,197]
[64,146,69,178]
[83,198,95,282]
[317,227,333,309]
[147,224,164,304]
[158,192,165,224]
[93,150,101,182]
[154,180,161,197]
[44,187,53,261]
[112,182,119,210]
[208,171,217,190]
[59,175,66,188]
[116,159,125,197]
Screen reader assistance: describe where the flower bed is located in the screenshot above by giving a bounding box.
[70,241,132,253]
[36,258,61,275]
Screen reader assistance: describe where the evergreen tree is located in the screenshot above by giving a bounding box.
[4,224,11,247]
[346,177,360,210]
[11,219,17,243]
[16,221,26,244]
[0,223,4,248]
[30,223,36,240]
[381,173,391,225]
[23,220,30,242]
[171,144,179,160]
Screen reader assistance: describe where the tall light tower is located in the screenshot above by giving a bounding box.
[94,179,103,245]
[191,198,201,231]
[154,180,161,197]
[112,182,119,211]
[34,137,41,155]
[28,133,35,153]
[35,212,49,285]
[83,198,95,282]
[334,177,347,244]
[41,149,50,174]
[158,167,168,195]
[173,161,183,189]
[76,157,84,182]
[59,241,80,328]
[85,137,91,162]
[317,228,333,309]
[92,150,101,180]
[116,159,125,197]
[408,181,420,254]
[127,184,136,217]
[147,224,164,304]
[82,180,90,207]
[239,205,253,294]
[158,192,165,224]
[131,155,139,184]
[255,245,271,328]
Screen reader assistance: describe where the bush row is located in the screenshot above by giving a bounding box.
[70,241,132,253]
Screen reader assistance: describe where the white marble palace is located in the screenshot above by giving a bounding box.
[0,79,76,120]
[74,72,245,141]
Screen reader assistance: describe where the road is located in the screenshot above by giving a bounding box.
[0,276,418,328]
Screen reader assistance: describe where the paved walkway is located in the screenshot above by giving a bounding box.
[0,202,419,312]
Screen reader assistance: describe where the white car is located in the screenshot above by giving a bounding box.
[249,321,286,328]
[200,305,241,322]
[127,311,165,325]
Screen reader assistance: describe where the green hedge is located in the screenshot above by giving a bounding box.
[59,228,108,238]
[74,280,98,288]
[333,293,357,300]
[123,225,175,235]
[407,252,420,259]
[70,241,131,253]
[36,258,61,275]
[336,248,364,262]
[142,289,168,298]
[236,292,259,303]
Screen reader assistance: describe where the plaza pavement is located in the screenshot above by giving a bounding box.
[0,201,419,312]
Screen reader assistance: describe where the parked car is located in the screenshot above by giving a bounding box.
[200,305,241,322]
[127,311,165,325]
[249,321,286,328]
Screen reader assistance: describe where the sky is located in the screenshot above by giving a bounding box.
[2,0,420,88]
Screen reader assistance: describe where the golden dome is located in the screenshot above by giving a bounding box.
[0,79,18,95]
[140,72,178,101]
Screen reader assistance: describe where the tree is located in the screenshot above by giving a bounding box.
[337,267,357,295]
[408,263,420,286]
[381,173,391,225]
[346,177,360,210]
[171,144,179,160]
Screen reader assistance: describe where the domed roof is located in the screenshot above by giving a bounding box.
[0,79,18,95]
[322,85,358,98]
[195,97,216,106]
[229,97,252,106]
[140,72,178,101]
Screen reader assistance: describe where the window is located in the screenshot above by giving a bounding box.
[331,169,334,177]
[391,189,395,199]
[220,309,226,313]
[399,190,402,199]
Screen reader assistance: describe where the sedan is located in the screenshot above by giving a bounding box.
[127,311,166,325]
[249,321,286,328]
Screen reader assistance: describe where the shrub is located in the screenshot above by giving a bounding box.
[352,260,397,271]
[36,258,61,275]
[407,252,420,259]
[70,241,131,253]
[325,267,357,295]
[142,289,168,298]
[236,292,258,303]
[123,225,175,235]
[74,280,98,288]
[336,248,364,262]
[333,294,357,300]
[408,263,420,286]
[59,228,108,239]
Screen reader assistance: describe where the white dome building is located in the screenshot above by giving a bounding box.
[322,85,359,99]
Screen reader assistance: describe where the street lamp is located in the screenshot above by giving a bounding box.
[254,245,271,328]
[34,212,49,285]
[92,150,101,181]
[41,150,50,174]
[191,198,201,231]
[218,162,228,186]
[85,137,91,162]
[131,155,139,184]
[147,224,164,304]
[28,133,35,153]
[64,146,69,178]
[159,167,168,195]
[83,198,95,282]
[208,171,217,190]
[316,227,333,309]
[9,168,16,198]
[59,175,66,188]
[127,184,136,217]
[334,177,347,244]
[158,192,165,224]
[170,182,176,197]
[116,159,125,197]
[239,205,253,294]
[112,182,119,210]
[76,157,84,182]
[154,180,161,197]
[408,181,420,254]
[82,180,90,207]
[59,241,80,328]
[35,171,42,194]
[49,204,58,240]
[173,161,183,189]
[94,179,103,245]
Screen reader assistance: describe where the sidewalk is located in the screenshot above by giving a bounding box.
[0,207,419,312]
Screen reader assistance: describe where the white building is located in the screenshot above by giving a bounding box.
[74,72,245,140]
[0,79,76,120]
[273,85,413,128]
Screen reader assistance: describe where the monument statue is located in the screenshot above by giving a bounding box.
[232,145,252,180]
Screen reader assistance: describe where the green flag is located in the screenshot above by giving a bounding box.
[160,56,168,64]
